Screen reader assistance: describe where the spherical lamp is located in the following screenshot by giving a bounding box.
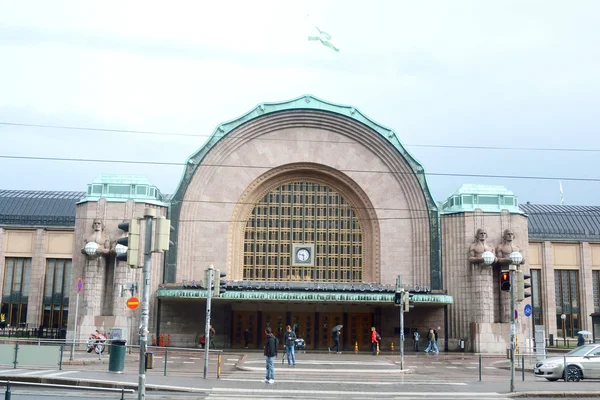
[115,243,127,257]
[84,242,99,256]
[509,251,523,266]
[482,251,495,265]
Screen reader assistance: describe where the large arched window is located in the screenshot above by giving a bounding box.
[243,181,363,282]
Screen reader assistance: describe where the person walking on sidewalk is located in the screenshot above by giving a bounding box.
[371,327,379,356]
[263,327,278,384]
[413,329,420,352]
[424,328,439,353]
[329,327,341,354]
[283,325,297,366]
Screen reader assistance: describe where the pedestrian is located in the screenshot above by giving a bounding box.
[425,329,439,353]
[433,329,439,353]
[371,326,379,356]
[577,333,585,347]
[329,327,341,354]
[283,325,297,366]
[413,329,420,352]
[263,327,278,384]
[209,325,216,349]
[244,328,251,349]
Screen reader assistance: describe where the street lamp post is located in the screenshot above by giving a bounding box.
[508,251,523,393]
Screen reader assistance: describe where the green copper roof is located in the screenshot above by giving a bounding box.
[440,184,522,214]
[79,174,168,206]
[156,288,453,305]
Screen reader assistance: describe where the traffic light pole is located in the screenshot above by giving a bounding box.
[204,265,214,379]
[400,295,405,370]
[509,265,516,393]
[138,210,155,400]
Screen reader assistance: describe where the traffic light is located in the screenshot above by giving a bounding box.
[404,292,413,312]
[153,216,174,252]
[214,269,227,297]
[517,270,532,301]
[500,270,510,292]
[394,289,404,306]
[117,219,141,268]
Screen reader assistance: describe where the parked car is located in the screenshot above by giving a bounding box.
[534,344,600,381]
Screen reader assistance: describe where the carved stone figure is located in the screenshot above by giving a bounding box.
[468,228,496,265]
[81,218,111,257]
[495,229,525,267]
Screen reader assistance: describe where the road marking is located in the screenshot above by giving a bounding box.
[224,363,235,366]
[17,370,55,376]
[240,366,408,373]
[0,369,25,374]
[211,388,497,396]
[189,357,202,360]
[44,370,79,377]
[170,356,181,359]
[445,366,458,369]
[183,361,195,364]
[244,360,391,366]
[227,358,239,361]
[219,378,468,386]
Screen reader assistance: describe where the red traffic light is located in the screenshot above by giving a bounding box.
[500,271,511,292]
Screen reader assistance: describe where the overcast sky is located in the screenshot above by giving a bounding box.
[1,1,599,206]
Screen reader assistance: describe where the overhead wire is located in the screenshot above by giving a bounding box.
[1,121,599,152]
[0,154,598,183]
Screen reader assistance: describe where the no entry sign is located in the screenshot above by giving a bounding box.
[127,297,140,310]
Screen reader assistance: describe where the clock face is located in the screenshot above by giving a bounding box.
[296,248,310,262]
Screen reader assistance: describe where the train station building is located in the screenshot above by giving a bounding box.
[1,95,599,352]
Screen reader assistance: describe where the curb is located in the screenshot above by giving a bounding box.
[508,391,600,398]
[0,374,210,393]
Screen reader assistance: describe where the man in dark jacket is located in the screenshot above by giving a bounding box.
[283,325,297,366]
[263,327,278,384]
[329,327,341,354]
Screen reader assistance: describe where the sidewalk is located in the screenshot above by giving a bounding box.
[0,350,599,398]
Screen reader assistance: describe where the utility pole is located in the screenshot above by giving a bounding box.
[138,208,156,400]
[400,292,405,370]
[509,264,516,393]
[395,274,404,370]
[203,265,214,379]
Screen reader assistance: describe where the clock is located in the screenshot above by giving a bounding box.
[296,248,310,262]
[291,243,314,266]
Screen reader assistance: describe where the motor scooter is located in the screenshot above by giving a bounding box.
[86,330,106,354]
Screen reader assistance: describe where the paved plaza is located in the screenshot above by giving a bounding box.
[1,349,600,398]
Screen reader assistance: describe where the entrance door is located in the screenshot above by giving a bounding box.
[290,312,315,349]
[263,312,286,347]
[232,311,258,349]
[348,313,372,351]
[319,312,343,350]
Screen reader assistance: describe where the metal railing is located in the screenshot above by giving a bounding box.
[0,339,228,379]
[0,327,66,340]
[1,380,134,400]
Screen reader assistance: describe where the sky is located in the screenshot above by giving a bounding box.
[1,0,599,206]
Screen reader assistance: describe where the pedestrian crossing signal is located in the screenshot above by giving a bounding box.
[394,291,403,305]
[500,271,510,292]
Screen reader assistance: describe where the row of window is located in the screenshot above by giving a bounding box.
[531,269,600,337]
[1,258,70,328]
[243,181,364,282]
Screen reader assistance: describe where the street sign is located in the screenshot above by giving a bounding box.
[127,297,140,310]
[524,304,532,317]
[77,278,83,293]
[515,310,518,319]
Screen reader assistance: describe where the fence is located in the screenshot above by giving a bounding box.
[0,342,64,370]
[0,327,66,340]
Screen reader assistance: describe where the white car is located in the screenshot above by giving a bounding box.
[534,344,600,382]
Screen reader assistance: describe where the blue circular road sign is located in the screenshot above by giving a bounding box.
[524,304,532,317]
